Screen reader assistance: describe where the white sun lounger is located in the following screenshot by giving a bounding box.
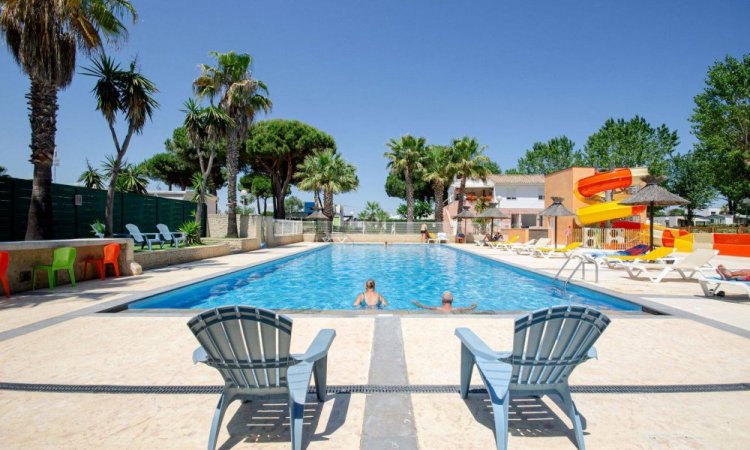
[697,274,750,299]
[514,238,550,255]
[623,249,718,283]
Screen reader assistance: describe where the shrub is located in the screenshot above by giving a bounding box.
[179,220,201,245]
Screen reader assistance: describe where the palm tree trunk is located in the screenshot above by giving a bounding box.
[25,79,58,240]
[457,176,467,214]
[324,188,334,219]
[434,180,444,223]
[225,131,239,238]
[405,168,414,222]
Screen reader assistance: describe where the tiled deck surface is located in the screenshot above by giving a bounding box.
[1,242,749,449]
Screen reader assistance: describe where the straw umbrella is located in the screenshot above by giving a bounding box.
[477,203,510,236]
[454,206,475,236]
[306,207,329,238]
[539,196,575,248]
[620,175,689,250]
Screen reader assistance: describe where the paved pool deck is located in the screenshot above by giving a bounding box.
[1,242,749,449]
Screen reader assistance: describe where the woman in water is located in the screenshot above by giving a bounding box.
[353,279,388,308]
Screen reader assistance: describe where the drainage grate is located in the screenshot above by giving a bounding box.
[1,382,749,395]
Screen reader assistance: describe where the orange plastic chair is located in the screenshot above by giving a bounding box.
[0,251,9,298]
[84,243,121,280]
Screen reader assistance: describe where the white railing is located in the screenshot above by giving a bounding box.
[302,221,444,234]
[576,227,645,249]
[273,219,303,236]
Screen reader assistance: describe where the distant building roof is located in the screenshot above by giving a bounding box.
[488,174,545,185]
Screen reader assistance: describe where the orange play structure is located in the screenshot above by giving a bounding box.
[572,168,750,257]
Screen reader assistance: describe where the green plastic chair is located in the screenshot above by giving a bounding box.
[32,247,77,290]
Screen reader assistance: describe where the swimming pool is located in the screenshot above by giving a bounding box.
[128,244,641,311]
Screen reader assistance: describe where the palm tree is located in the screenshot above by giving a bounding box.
[182,99,233,229]
[384,135,427,223]
[193,51,271,238]
[117,164,149,194]
[84,55,158,236]
[296,150,359,220]
[0,166,7,177]
[1,0,137,239]
[451,136,491,215]
[422,145,456,223]
[78,160,104,189]
[359,201,386,221]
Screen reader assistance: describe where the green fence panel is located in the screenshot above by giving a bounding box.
[0,177,198,241]
[0,178,14,241]
[51,184,77,239]
[75,186,108,238]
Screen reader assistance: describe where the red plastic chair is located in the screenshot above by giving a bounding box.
[84,243,121,280]
[0,251,9,298]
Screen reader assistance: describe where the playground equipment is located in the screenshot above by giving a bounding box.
[572,168,750,256]
[575,168,649,225]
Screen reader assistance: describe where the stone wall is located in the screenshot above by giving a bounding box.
[203,238,260,253]
[0,238,134,293]
[134,243,230,271]
[206,214,258,238]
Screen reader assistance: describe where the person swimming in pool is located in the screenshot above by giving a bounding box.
[353,279,388,308]
[412,291,477,313]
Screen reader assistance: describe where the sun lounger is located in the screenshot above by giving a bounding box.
[531,242,583,258]
[603,246,674,269]
[456,306,610,450]
[188,306,335,450]
[125,224,164,251]
[697,274,750,299]
[623,249,718,283]
[473,234,488,246]
[514,237,550,255]
[157,223,186,248]
[489,235,519,250]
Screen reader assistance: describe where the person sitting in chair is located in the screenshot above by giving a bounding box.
[413,291,477,313]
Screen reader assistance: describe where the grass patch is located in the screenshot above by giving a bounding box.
[133,242,205,253]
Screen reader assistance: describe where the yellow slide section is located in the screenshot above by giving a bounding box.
[577,202,644,225]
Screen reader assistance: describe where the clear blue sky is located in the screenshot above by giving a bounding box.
[1,1,748,214]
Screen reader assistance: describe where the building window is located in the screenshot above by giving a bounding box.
[538,195,544,200]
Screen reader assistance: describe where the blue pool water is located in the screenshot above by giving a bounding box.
[129,244,641,311]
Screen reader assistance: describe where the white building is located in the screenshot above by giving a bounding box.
[150,191,218,214]
[446,174,545,229]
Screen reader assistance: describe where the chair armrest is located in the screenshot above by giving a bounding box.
[172,232,187,239]
[142,233,162,240]
[192,346,208,364]
[455,327,504,361]
[297,329,336,363]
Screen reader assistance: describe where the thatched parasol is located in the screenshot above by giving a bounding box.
[477,203,510,235]
[454,206,475,235]
[620,175,689,250]
[539,196,575,248]
[306,207,330,237]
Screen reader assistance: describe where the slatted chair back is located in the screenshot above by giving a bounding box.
[156,224,174,241]
[125,224,145,243]
[509,305,610,387]
[188,306,294,390]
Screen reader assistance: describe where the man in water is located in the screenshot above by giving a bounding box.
[413,291,477,313]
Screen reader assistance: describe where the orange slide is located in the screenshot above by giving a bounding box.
[575,168,649,225]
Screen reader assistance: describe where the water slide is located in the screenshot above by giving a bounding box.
[575,168,649,225]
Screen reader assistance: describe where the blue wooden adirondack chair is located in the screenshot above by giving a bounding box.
[455,305,610,450]
[188,306,336,450]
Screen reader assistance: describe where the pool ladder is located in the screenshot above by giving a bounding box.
[553,253,599,289]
